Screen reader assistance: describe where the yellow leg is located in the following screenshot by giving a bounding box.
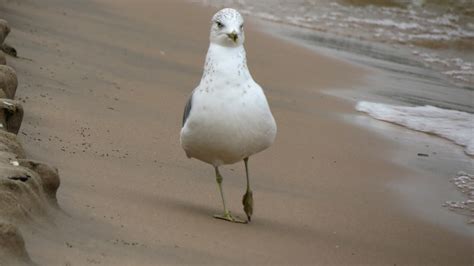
[213,167,247,224]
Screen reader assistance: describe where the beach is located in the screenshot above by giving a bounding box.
[0,0,472,265]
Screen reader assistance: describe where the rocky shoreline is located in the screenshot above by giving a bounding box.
[0,18,60,265]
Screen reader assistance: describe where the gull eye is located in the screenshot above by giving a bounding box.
[216,21,224,29]
[240,24,244,30]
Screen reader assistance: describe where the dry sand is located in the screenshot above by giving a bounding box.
[0,0,472,265]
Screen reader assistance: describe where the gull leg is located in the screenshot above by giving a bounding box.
[242,158,253,222]
[213,167,247,223]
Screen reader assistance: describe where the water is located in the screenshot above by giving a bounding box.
[356,101,474,155]
[199,0,474,87]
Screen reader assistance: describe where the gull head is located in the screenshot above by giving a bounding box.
[210,8,245,47]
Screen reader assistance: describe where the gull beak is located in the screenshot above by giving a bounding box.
[227,31,238,43]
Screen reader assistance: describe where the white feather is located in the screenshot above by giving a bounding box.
[180,10,276,167]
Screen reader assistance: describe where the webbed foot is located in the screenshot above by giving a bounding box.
[242,190,253,222]
[213,212,247,224]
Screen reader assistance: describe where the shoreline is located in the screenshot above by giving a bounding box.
[1,0,472,264]
[198,0,474,91]
[252,15,474,232]
[256,18,474,112]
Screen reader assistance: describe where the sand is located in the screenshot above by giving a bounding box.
[0,0,472,265]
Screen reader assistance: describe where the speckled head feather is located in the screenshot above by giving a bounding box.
[212,8,244,25]
[210,8,245,47]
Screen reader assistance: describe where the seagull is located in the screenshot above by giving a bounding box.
[180,8,277,223]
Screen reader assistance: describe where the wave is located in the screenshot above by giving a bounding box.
[356,101,474,155]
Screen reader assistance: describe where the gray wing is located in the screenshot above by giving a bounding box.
[182,91,194,127]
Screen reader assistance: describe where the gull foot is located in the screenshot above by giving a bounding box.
[213,212,247,224]
[242,190,253,222]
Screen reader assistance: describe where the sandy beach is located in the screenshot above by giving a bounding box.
[0,0,472,265]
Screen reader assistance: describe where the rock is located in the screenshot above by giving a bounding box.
[0,50,6,65]
[0,150,19,165]
[0,164,49,221]
[0,65,18,99]
[0,129,25,157]
[1,43,17,57]
[0,99,24,134]
[0,19,10,44]
[19,160,60,206]
[0,221,33,266]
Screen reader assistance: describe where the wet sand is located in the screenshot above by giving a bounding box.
[1,0,472,265]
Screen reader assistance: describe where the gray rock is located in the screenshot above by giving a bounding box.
[0,65,18,99]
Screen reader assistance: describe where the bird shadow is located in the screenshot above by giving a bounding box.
[146,192,322,235]
[155,194,216,219]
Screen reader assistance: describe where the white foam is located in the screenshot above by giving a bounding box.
[444,171,474,223]
[356,101,474,156]
[344,17,421,30]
